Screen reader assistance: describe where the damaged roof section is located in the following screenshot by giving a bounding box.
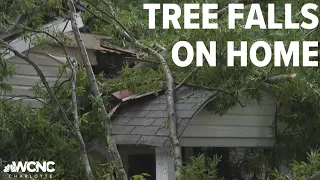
[111,86,214,147]
[101,44,136,57]
[63,32,112,50]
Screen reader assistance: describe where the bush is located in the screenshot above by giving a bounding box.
[269,149,320,180]
[178,154,221,180]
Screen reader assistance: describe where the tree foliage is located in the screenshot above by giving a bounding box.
[270,149,320,180]
[84,0,320,164]
[178,154,221,180]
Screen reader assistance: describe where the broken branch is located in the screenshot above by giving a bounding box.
[267,74,297,83]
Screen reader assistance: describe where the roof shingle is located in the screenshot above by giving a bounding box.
[112,86,213,147]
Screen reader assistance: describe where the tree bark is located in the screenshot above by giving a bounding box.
[70,58,95,180]
[132,40,183,177]
[67,1,128,180]
[86,3,183,176]
[105,11,183,177]
[267,74,297,83]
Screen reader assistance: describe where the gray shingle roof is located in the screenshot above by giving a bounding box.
[111,86,214,147]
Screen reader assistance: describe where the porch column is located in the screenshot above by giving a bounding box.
[155,147,175,180]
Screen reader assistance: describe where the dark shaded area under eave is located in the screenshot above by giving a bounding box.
[111,86,215,147]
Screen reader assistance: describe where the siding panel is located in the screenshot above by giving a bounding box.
[180,137,275,147]
[31,47,98,65]
[0,96,43,108]
[6,75,66,86]
[182,125,273,138]
[13,64,67,77]
[181,98,276,147]
[190,113,274,127]
[1,85,35,97]
[226,104,275,116]
[9,53,66,67]
[2,53,69,108]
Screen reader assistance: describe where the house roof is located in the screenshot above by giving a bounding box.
[100,44,136,57]
[2,16,84,60]
[1,1,87,42]
[63,32,112,50]
[111,86,215,147]
[47,32,137,59]
[1,16,136,61]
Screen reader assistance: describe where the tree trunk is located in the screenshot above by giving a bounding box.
[67,1,128,180]
[70,58,95,180]
[135,40,183,178]
[85,3,183,176]
[107,16,183,177]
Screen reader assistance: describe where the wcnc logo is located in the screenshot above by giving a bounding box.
[2,161,55,179]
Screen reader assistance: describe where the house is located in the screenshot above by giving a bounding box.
[1,17,136,107]
[1,15,84,107]
[109,86,276,180]
[1,16,277,180]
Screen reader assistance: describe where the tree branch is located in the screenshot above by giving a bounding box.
[102,3,183,176]
[70,58,94,180]
[1,26,95,180]
[0,38,73,127]
[179,83,246,108]
[3,95,46,105]
[82,0,133,37]
[67,1,128,179]
[175,67,199,91]
[121,89,165,102]
[15,25,72,63]
[267,74,297,83]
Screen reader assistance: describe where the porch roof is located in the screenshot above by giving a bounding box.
[111,86,215,147]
